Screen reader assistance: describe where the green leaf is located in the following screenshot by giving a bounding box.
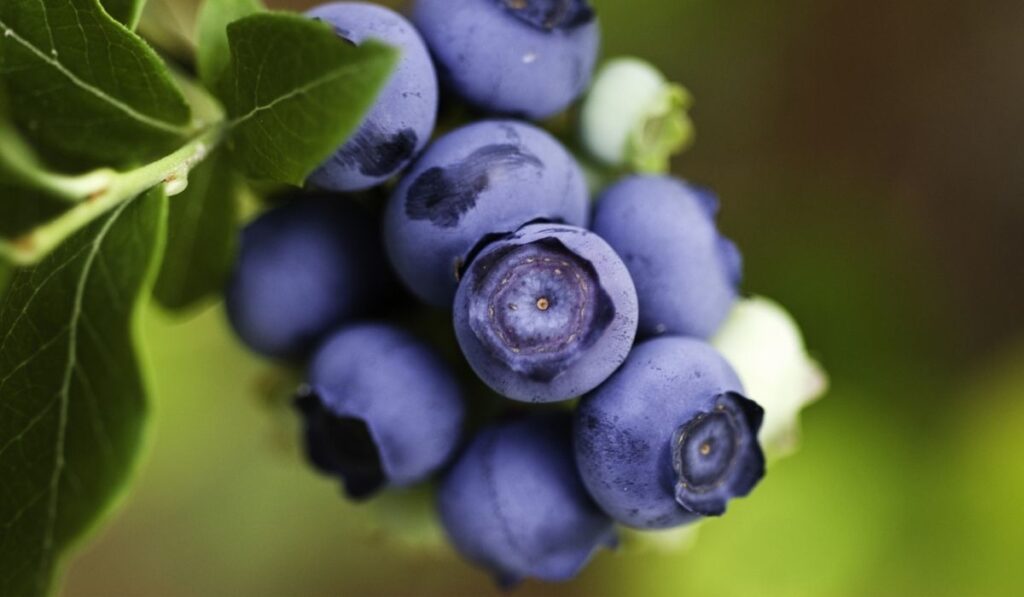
[99,0,147,29]
[0,187,70,240]
[0,0,192,165]
[154,150,242,311]
[137,0,202,62]
[219,12,398,185]
[0,188,167,596]
[196,0,265,91]
[0,108,52,190]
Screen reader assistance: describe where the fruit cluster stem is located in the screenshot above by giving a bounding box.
[0,124,226,266]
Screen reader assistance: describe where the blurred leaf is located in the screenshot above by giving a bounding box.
[0,186,69,239]
[137,0,201,61]
[0,0,191,165]
[1,85,68,228]
[0,98,115,243]
[0,108,52,190]
[0,188,167,596]
[154,150,241,311]
[0,87,114,204]
[99,0,147,28]
[196,0,265,90]
[0,259,10,296]
[218,13,397,185]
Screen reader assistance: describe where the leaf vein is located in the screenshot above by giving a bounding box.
[37,198,134,589]
[0,395,59,460]
[0,243,93,356]
[228,63,365,128]
[73,363,115,466]
[0,325,70,392]
[3,488,48,530]
[35,0,57,55]
[0,16,189,136]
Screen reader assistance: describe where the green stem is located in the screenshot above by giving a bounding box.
[0,125,113,202]
[19,167,118,202]
[0,125,225,266]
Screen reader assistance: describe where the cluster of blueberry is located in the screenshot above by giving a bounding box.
[226,0,769,585]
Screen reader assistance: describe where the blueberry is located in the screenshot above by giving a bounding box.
[305,2,438,191]
[453,223,638,403]
[574,337,765,528]
[384,120,590,306]
[225,197,393,360]
[438,413,615,585]
[592,175,742,338]
[413,0,600,119]
[297,322,465,499]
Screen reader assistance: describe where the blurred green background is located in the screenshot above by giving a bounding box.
[62,0,1024,595]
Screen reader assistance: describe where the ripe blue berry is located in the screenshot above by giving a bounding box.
[574,337,765,528]
[438,414,615,585]
[297,323,465,499]
[384,120,590,306]
[305,2,438,191]
[225,198,393,360]
[453,223,638,403]
[592,175,742,338]
[412,0,600,119]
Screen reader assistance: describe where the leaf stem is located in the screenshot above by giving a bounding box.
[0,125,115,202]
[0,125,225,266]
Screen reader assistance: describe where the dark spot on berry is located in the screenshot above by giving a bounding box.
[335,29,357,45]
[313,17,358,46]
[405,144,544,228]
[295,391,386,500]
[333,125,418,178]
[579,415,651,485]
[498,0,596,32]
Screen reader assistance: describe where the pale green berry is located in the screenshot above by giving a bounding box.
[580,57,694,173]
[712,296,828,459]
